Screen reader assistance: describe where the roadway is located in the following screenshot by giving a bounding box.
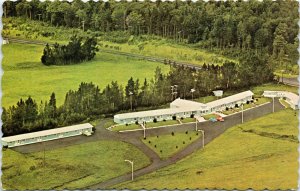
[12,98,284,189]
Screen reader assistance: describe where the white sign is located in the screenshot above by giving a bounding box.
[213,90,223,97]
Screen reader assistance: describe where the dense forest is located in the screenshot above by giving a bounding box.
[41,36,98,65]
[2,0,297,135]
[3,56,273,136]
[3,0,299,68]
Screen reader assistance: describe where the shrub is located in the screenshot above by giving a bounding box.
[154,145,157,148]
[235,103,239,108]
[246,100,250,104]
[157,135,159,138]
[144,137,146,140]
[172,115,177,120]
[180,117,184,120]
[148,141,151,144]
[190,137,192,140]
[126,123,128,126]
[29,166,36,171]
[153,118,157,123]
[185,131,188,134]
[251,100,254,103]
[171,132,174,136]
[226,107,229,111]
[176,146,178,149]
[160,150,162,153]
[196,132,199,135]
[183,141,185,144]
[190,114,194,118]
[135,121,139,125]
[163,119,166,122]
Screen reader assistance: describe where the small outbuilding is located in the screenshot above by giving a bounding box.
[2,123,93,148]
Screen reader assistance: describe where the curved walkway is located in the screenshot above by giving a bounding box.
[13,99,284,189]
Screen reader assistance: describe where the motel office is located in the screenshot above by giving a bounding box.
[114,90,254,124]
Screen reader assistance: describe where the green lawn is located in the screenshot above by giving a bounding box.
[2,43,169,107]
[222,97,271,115]
[145,120,179,128]
[111,123,142,132]
[202,113,219,120]
[142,131,201,159]
[181,117,196,123]
[100,40,235,66]
[194,95,219,103]
[251,83,298,95]
[3,140,151,190]
[116,109,298,190]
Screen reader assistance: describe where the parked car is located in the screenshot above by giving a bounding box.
[217,116,224,122]
[209,117,217,122]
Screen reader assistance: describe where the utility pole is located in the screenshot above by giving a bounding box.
[171,85,178,100]
[129,91,133,111]
[82,20,85,31]
[125,160,134,181]
[191,88,195,100]
[37,14,42,21]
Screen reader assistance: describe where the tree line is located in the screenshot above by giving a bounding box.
[2,54,273,137]
[41,35,98,65]
[3,0,298,68]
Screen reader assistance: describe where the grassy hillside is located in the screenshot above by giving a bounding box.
[2,140,151,190]
[116,109,298,190]
[100,40,236,66]
[2,43,169,107]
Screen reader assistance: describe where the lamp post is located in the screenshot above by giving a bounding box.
[142,121,146,139]
[195,118,204,148]
[197,129,205,148]
[125,160,134,181]
[272,96,275,113]
[241,103,244,124]
[191,88,195,100]
[129,91,133,111]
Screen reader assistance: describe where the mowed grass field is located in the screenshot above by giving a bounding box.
[142,131,201,159]
[2,43,169,107]
[2,140,151,190]
[116,109,298,190]
[101,40,235,66]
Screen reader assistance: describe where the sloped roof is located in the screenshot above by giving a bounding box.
[2,123,93,143]
[206,90,254,108]
[171,98,207,109]
[115,107,197,120]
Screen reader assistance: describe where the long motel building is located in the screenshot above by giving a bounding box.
[2,123,93,148]
[263,90,299,110]
[114,90,254,124]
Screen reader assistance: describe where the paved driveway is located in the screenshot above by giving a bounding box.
[12,99,284,189]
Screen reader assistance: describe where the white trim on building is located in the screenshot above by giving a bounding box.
[2,123,93,148]
[263,91,299,109]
